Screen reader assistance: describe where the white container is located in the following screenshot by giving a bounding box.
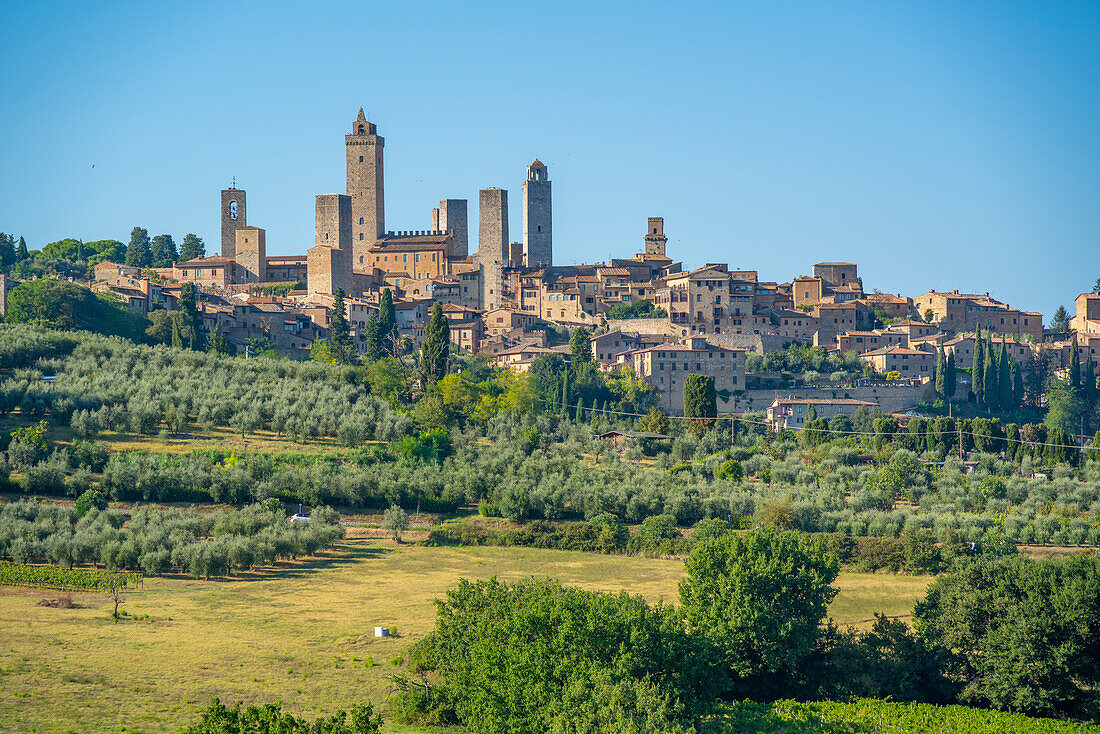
[374,627,390,638]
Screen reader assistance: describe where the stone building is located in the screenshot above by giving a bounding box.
[1072,293,1100,334]
[221,187,247,258]
[234,226,266,283]
[860,345,935,377]
[173,256,237,287]
[432,199,469,258]
[522,160,552,268]
[308,194,353,296]
[765,397,877,432]
[622,337,746,414]
[812,262,858,287]
[346,108,385,263]
[912,289,1043,340]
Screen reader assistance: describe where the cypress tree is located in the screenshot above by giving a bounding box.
[575,397,585,423]
[946,351,956,401]
[935,347,947,400]
[972,332,984,404]
[170,314,183,349]
[328,287,354,364]
[983,336,997,411]
[1084,359,1097,410]
[997,339,1011,411]
[17,236,28,260]
[1011,360,1024,410]
[178,283,205,351]
[419,303,451,383]
[561,370,570,414]
[377,288,398,356]
[1070,335,1081,390]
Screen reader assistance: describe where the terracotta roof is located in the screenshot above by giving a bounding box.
[862,346,931,357]
[770,397,875,406]
[176,256,235,267]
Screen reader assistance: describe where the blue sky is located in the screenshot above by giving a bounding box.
[1,1,1097,319]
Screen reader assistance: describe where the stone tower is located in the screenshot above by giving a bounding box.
[234,226,266,283]
[522,160,552,268]
[437,199,468,258]
[477,188,508,310]
[644,217,667,257]
[308,194,353,296]
[221,187,247,258]
[346,108,385,266]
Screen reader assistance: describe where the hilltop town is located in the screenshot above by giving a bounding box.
[41,108,1091,419]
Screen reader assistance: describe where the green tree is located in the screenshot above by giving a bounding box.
[1044,379,1083,437]
[1051,305,1070,332]
[171,313,184,349]
[997,340,1011,412]
[569,326,593,365]
[972,329,984,404]
[679,528,839,695]
[0,233,16,268]
[637,407,670,434]
[382,505,410,542]
[149,234,178,268]
[5,279,147,341]
[178,283,205,351]
[17,236,28,261]
[179,233,205,262]
[945,350,956,401]
[982,337,997,411]
[183,698,382,734]
[376,288,397,357]
[1070,335,1081,389]
[326,288,354,364]
[125,227,151,267]
[1011,359,1024,410]
[935,347,947,400]
[683,374,716,436]
[74,488,108,519]
[420,303,450,384]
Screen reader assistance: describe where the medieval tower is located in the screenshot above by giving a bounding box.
[644,217,667,257]
[308,194,353,296]
[221,187,247,258]
[477,188,508,310]
[434,199,469,258]
[346,108,385,268]
[522,160,552,268]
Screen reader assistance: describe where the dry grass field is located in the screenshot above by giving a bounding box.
[0,539,930,733]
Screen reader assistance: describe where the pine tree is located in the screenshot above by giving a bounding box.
[972,331,984,404]
[149,234,179,268]
[997,339,1011,411]
[125,227,152,268]
[0,233,16,268]
[419,303,451,384]
[17,236,28,261]
[983,336,997,411]
[327,287,354,364]
[946,351,957,401]
[179,234,205,262]
[935,347,947,400]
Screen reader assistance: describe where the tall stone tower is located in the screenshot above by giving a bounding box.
[235,226,267,283]
[346,108,385,267]
[221,187,247,258]
[477,188,508,310]
[308,194,353,296]
[522,160,552,268]
[644,217,667,257]
[437,199,468,258]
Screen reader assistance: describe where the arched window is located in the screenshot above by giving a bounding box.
[359,155,363,163]
[229,201,238,220]
[537,225,542,232]
[359,233,364,240]
[359,217,364,225]
[358,125,365,134]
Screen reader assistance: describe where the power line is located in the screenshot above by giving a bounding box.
[544,397,1099,453]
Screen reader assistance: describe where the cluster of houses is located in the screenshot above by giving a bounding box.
[85,110,1100,421]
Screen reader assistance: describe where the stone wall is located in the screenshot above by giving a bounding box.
[736,381,933,414]
[234,226,266,283]
[438,199,468,258]
[308,194,352,296]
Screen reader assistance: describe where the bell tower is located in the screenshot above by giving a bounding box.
[346,108,385,268]
[220,185,246,258]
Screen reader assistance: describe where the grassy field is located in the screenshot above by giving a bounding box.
[0,539,930,734]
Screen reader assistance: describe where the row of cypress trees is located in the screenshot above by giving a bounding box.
[968,325,1024,412]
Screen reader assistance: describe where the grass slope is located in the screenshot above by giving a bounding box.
[0,539,930,733]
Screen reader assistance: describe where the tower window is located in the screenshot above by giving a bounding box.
[359,217,364,225]
[359,233,364,240]
[537,225,541,232]
[229,201,238,220]
[358,126,365,134]
[359,155,363,162]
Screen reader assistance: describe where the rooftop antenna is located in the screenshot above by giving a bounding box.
[230,176,236,189]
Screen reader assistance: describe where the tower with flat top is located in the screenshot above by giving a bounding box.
[346,108,385,267]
